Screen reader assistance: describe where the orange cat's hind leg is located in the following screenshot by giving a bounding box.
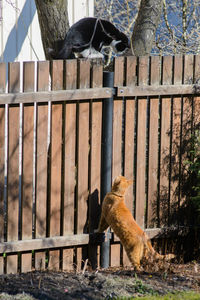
[97,215,109,232]
[126,243,144,271]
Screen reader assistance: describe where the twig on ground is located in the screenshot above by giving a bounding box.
[82,259,88,274]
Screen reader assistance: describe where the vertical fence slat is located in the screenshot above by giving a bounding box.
[0,63,6,93]
[159,56,173,227]
[89,61,103,269]
[111,57,124,267]
[136,101,147,228]
[35,61,49,271]
[63,59,77,271]
[21,62,35,273]
[0,63,6,274]
[77,59,90,235]
[171,97,181,223]
[135,56,148,228]
[148,98,159,227]
[124,57,137,211]
[7,62,20,274]
[147,56,160,228]
[49,60,63,270]
[77,59,90,270]
[126,56,137,87]
[180,55,194,221]
[0,109,4,242]
[170,55,182,225]
[123,56,136,266]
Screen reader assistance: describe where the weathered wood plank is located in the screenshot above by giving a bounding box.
[113,226,181,242]
[21,61,35,273]
[8,62,20,93]
[0,63,6,93]
[173,55,183,85]
[49,60,63,271]
[114,56,124,86]
[111,57,124,267]
[65,59,77,89]
[63,59,77,271]
[170,97,181,224]
[147,56,160,228]
[170,55,182,225]
[7,62,20,274]
[0,88,113,105]
[0,234,90,253]
[125,56,137,86]
[148,99,159,227]
[35,61,49,271]
[89,61,103,269]
[135,56,148,229]
[180,55,194,221]
[76,59,90,270]
[123,103,135,267]
[184,55,194,84]
[1,83,199,105]
[159,56,173,227]
[117,84,200,97]
[0,105,5,243]
[0,225,182,254]
[77,60,90,235]
[0,257,3,274]
[123,57,137,266]
[136,100,147,228]
[0,63,5,275]
[159,98,171,226]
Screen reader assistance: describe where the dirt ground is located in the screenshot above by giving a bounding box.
[0,261,200,300]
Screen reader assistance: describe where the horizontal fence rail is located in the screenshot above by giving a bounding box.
[0,228,173,254]
[118,84,200,97]
[0,55,200,274]
[0,87,113,104]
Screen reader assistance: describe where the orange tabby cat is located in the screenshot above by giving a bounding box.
[97,175,175,270]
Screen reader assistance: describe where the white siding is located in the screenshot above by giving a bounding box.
[0,0,94,63]
[68,0,94,25]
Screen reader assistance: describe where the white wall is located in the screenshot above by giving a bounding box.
[68,0,94,25]
[0,0,94,63]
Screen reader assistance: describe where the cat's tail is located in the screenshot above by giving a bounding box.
[154,251,175,261]
[144,233,175,261]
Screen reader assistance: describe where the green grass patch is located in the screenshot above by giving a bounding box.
[117,291,200,300]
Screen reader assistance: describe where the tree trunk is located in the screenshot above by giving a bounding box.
[131,0,163,56]
[35,0,69,59]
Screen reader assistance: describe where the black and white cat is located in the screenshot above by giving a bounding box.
[51,17,130,59]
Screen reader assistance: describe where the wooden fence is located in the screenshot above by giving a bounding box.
[0,55,200,274]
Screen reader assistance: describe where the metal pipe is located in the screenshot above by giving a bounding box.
[100,71,114,268]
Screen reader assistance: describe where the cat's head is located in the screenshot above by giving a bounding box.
[111,32,131,54]
[112,175,133,195]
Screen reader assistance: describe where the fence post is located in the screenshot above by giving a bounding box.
[100,71,114,268]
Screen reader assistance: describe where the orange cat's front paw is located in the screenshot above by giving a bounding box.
[133,264,142,271]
